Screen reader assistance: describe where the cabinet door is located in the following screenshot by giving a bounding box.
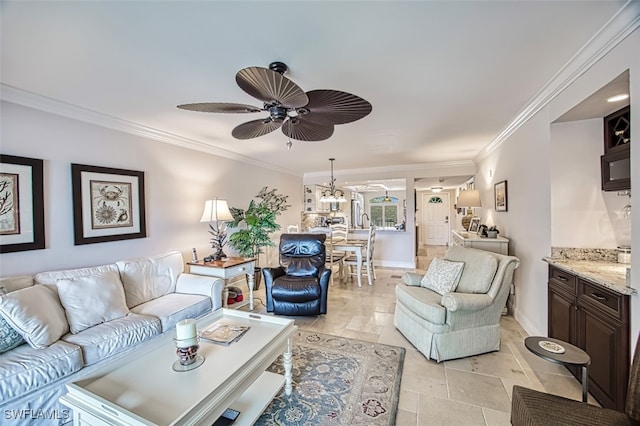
[548,284,576,344]
[577,297,629,411]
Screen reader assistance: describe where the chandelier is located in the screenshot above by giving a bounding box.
[319,158,347,203]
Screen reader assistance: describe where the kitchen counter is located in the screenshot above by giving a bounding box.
[543,257,635,295]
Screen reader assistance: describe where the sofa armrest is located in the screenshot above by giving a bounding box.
[402,272,423,286]
[441,292,493,312]
[175,273,225,311]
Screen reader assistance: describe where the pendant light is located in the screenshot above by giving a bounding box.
[319,158,347,203]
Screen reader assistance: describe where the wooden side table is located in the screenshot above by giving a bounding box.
[187,257,256,310]
[525,336,591,403]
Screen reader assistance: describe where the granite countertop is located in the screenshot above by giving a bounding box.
[543,257,635,295]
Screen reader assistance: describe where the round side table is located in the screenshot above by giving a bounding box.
[524,336,591,403]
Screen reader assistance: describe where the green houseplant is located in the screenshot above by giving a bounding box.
[227,187,290,289]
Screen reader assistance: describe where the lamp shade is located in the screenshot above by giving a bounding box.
[200,198,233,222]
[457,189,481,208]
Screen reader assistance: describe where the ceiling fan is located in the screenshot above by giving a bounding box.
[177,61,372,142]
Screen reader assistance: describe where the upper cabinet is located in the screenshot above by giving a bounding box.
[601,106,631,191]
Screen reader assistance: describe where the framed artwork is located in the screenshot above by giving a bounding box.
[71,164,146,245]
[468,217,481,233]
[495,180,508,212]
[0,155,45,253]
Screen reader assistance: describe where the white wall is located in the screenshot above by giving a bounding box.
[0,102,302,276]
[475,28,639,347]
[551,119,629,248]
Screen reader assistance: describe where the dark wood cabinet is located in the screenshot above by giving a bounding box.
[601,106,630,191]
[604,106,630,154]
[547,265,630,411]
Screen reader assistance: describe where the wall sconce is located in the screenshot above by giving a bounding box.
[200,198,234,260]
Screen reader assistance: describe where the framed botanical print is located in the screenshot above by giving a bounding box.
[71,164,146,245]
[0,155,45,253]
[495,180,508,212]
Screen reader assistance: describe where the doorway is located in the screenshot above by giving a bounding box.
[421,192,450,246]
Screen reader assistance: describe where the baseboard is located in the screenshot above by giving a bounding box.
[375,260,415,269]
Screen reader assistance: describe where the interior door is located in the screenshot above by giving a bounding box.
[422,193,450,245]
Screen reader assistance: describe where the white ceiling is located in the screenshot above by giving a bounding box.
[0,1,632,178]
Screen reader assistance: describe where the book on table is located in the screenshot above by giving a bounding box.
[201,323,250,345]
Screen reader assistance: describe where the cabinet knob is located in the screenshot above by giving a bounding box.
[590,292,607,302]
[558,276,569,282]
[239,267,245,272]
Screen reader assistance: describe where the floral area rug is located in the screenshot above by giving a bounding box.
[255,330,405,426]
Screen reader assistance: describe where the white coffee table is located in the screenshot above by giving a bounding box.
[60,309,296,426]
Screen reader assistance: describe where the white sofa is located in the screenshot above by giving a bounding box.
[0,251,224,425]
[394,246,520,362]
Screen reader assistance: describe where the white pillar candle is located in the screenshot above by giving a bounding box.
[175,319,198,348]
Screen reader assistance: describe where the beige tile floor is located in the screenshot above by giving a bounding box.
[238,245,591,425]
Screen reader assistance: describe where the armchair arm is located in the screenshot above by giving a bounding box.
[262,267,285,312]
[441,292,493,312]
[402,272,423,287]
[175,273,225,311]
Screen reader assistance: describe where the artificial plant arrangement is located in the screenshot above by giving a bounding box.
[227,187,290,268]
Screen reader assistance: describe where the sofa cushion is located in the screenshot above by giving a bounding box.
[62,313,161,366]
[56,270,130,334]
[0,285,69,349]
[421,258,464,295]
[395,283,446,325]
[0,339,83,403]
[35,263,120,296]
[116,251,184,308]
[131,293,211,332]
[444,246,498,294]
[0,285,25,354]
[0,275,33,293]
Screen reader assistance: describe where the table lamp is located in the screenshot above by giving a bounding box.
[457,189,481,231]
[200,198,234,260]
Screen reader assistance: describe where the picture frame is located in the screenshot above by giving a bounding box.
[495,180,508,212]
[71,164,146,245]
[0,155,45,253]
[468,217,481,233]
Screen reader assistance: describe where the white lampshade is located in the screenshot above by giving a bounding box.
[457,189,482,208]
[200,198,233,222]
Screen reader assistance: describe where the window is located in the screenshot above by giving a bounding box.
[429,196,443,204]
[370,196,399,228]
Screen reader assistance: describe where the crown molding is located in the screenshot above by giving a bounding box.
[0,84,301,177]
[477,0,640,160]
[303,160,476,179]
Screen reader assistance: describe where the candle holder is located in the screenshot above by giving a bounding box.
[172,336,205,372]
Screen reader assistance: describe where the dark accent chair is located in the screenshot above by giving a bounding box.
[262,233,331,316]
[511,332,640,425]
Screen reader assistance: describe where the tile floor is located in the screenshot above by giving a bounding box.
[239,245,592,425]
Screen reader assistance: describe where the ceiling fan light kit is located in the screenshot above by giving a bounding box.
[178,61,372,142]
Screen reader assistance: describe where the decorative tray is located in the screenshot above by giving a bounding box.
[538,340,565,354]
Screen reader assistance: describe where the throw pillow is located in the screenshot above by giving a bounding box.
[0,285,69,349]
[420,258,465,295]
[0,285,25,353]
[56,270,130,334]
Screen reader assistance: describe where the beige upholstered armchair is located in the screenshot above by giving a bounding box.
[394,246,520,362]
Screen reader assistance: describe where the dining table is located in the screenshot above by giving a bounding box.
[331,240,368,287]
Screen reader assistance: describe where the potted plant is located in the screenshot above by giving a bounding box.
[227,187,290,289]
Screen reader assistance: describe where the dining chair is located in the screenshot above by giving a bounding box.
[286,224,300,233]
[329,223,348,244]
[308,227,345,285]
[344,225,376,285]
